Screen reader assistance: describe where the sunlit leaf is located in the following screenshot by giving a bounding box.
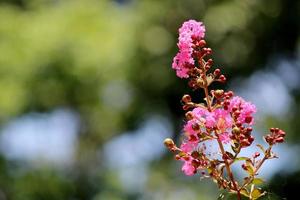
[253,178,265,185]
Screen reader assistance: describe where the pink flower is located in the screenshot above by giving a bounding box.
[229,96,256,124]
[182,160,196,176]
[213,109,232,131]
[180,141,198,153]
[172,20,206,78]
[178,20,206,39]
[183,119,199,136]
[219,132,231,144]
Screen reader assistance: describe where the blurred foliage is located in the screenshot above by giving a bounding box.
[0,0,299,199]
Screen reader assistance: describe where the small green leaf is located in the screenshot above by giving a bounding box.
[235,157,249,161]
[245,161,255,176]
[240,188,249,198]
[253,178,264,185]
[251,188,266,200]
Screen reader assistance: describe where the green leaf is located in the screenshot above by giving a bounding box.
[235,157,249,161]
[253,178,265,185]
[245,161,255,176]
[240,188,250,198]
[251,188,266,200]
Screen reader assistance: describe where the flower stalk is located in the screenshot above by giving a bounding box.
[164,20,286,200]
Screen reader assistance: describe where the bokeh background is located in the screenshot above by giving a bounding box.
[0,0,299,199]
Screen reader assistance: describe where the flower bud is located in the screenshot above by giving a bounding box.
[175,155,181,160]
[192,123,200,131]
[214,89,224,98]
[185,111,193,120]
[192,159,200,168]
[213,69,221,76]
[206,59,213,66]
[182,94,192,103]
[164,138,175,148]
[198,40,206,47]
[253,152,260,158]
[219,75,226,83]
[232,127,240,134]
[275,137,284,143]
[245,116,253,124]
[191,151,200,159]
[242,163,247,171]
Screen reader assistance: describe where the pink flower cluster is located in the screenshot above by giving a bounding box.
[180,96,256,176]
[164,20,286,199]
[172,20,205,78]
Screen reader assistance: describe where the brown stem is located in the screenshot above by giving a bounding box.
[200,59,212,111]
[217,139,241,200]
[199,58,240,198]
[239,146,272,190]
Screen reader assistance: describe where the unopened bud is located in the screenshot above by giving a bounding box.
[164,138,175,148]
[219,75,226,82]
[253,152,260,158]
[182,94,192,103]
[214,69,221,76]
[191,159,200,168]
[192,123,200,131]
[185,111,193,120]
[275,137,284,143]
[214,89,224,98]
[236,121,242,127]
[175,155,181,160]
[232,127,240,134]
[245,116,253,124]
[198,40,206,47]
[242,163,247,170]
[207,59,213,66]
[191,151,200,159]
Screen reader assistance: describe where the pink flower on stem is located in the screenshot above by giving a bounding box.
[172,20,206,78]
[182,160,196,176]
[219,132,231,144]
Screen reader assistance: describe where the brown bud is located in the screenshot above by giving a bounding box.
[226,91,234,97]
[175,155,181,160]
[191,151,200,159]
[192,123,200,131]
[205,48,212,54]
[245,116,253,124]
[232,127,240,134]
[214,68,221,76]
[182,94,192,103]
[242,163,247,171]
[275,137,284,143]
[205,64,211,70]
[164,138,175,148]
[191,159,200,168]
[249,136,254,143]
[253,152,260,158]
[219,75,226,82]
[207,58,213,65]
[185,111,193,120]
[236,121,242,127]
[214,89,224,98]
[198,40,206,47]
[182,105,190,110]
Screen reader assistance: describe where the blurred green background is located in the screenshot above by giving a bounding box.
[0,0,299,199]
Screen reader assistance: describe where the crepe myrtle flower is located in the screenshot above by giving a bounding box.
[164,20,285,200]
